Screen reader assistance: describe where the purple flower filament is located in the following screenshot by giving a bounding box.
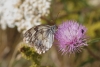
[55,20,87,54]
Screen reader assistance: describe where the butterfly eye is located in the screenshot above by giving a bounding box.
[51,25,57,33]
[53,25,57,29]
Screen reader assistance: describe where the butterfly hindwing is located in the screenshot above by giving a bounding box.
[23,25,57,54]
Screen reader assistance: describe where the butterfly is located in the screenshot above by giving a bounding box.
[23,25,57,54]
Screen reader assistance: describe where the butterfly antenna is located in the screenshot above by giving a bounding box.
[55,12,60,21]
[50,12,60,25]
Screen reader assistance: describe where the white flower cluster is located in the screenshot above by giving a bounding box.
[88,0,100,6]
[0,0,51,33]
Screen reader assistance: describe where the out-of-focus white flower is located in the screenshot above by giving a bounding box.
[88,0,100,6]
[0,0,22,30]
[0,0,51,33]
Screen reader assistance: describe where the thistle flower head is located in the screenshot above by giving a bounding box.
[55,20,88,54]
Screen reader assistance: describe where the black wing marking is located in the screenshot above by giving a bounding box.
[23,26,37,44]
[34,27,55,54]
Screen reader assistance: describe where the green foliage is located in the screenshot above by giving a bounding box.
[79,58,95,67]
[86,22,100,37]
[19,43,42,67]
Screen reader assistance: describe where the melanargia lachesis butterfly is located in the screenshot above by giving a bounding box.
[23,25,57,54]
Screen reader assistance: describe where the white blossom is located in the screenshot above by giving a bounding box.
[0,0,51,33]
[88,0,100,6]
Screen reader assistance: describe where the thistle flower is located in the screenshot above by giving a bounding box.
[55,20,88,54]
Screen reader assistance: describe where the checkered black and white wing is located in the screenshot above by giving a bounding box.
[23,25,57,54]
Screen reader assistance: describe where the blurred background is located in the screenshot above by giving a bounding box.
[0,0,100,67]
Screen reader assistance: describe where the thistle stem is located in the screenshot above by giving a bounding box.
[86,47,100,60]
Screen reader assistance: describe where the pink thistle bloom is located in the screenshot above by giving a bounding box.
[55,20,88,54]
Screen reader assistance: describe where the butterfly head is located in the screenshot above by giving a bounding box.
[51,25,57,34]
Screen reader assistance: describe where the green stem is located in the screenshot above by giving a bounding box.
[88,38,100,44]
[86,47,100,60]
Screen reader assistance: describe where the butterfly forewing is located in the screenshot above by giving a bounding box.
[23,27,36,44]
[23,25,57,54]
